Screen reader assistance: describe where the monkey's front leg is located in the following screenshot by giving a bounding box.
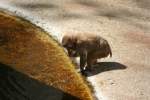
[79,50,87,74]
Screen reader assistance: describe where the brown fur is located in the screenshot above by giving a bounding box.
[0,12,94,100]
[62,33,112,73]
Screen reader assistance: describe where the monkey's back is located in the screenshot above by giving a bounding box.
[76,34,111,58]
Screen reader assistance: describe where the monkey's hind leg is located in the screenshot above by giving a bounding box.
[86,55,96,72]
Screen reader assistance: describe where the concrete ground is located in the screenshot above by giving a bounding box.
[0,0,150,100]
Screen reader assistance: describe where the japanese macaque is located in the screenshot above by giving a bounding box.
[62,33,112,74]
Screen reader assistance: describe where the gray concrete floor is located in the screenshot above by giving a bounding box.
[0,0,150,100]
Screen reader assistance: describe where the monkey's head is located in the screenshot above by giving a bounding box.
[62,35,79,57]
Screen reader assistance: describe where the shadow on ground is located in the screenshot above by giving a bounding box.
[135,0,150,10]
[15,3,58,9]
[86,62,127,77]
[0,63,80,100]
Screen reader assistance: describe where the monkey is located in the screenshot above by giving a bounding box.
[62,33,112,74]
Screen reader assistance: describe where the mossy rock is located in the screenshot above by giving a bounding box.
[0,10,94,100]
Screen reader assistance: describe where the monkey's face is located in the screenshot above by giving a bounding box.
[62,36,79,57]
[66,48,78,57]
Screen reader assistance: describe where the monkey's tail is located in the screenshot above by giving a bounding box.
[107,43,112,57]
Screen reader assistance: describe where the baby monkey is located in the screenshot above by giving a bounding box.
[62,33,112,74]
